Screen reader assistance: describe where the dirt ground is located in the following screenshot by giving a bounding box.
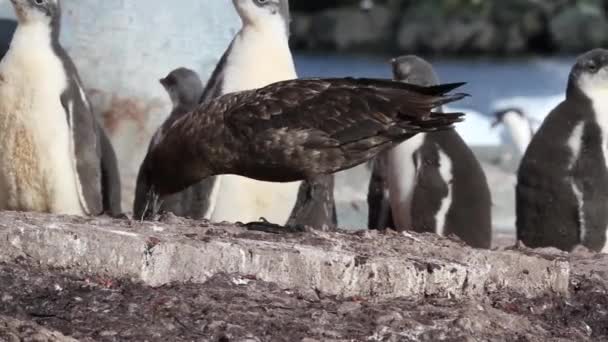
[1,252,607,342]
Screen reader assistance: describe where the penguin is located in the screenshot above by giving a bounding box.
[286,174,337,230]
[136,77,469,218]
[0,0,122,216]
[517,48,608,253]
[133,67,213,219]
[492,94,563,129]
[492,107,536,157]
[367,55,492,249]
[0,19,17,60]
[136,0,336,228]
[207,0,309,226]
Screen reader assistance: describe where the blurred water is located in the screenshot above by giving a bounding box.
[294,53,573,117]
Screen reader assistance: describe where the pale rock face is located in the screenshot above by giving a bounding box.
[0,20,84,215]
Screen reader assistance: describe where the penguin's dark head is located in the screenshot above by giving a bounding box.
[491,108,526,128]
[568,48,608,99]
[10,0,61,27]
[160,67,204,109]
[390,55,440,87]
[233,0,291,34]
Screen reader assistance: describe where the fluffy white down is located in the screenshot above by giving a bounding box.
[209,5,301,224]
[0,22,84,215]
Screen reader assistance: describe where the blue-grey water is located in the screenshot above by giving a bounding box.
[294,53,573,116]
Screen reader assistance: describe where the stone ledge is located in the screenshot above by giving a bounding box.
[0,211,568,300]
[0,315,77,342]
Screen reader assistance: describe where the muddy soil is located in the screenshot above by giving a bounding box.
[0,255,607,342]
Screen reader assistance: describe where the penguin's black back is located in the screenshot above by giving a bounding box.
[517,97,608,251]
[411,129,492,248]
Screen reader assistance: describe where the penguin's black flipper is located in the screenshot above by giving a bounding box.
[0,19,16,60]
[287,174,337,230]
[98,123,123,217]
[60,83,104,215]
[367,153,395,230]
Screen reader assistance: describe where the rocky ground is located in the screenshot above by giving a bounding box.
[0,253,607,342]
[0,212,606,341]
[291,0,608,55]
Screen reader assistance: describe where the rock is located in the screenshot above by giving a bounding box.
[375,311,404,326]
[337,301,362,315]
[0,211,570,300]
[550,3,608,52]
[396,3,503,55]
[292,0,608,55]
[0,316,78,342]
[0,256,606,340]
[307,5,396,51]
[290,13,313,50]
[292,0,362,13]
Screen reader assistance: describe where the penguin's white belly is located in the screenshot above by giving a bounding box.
[0,49,83,215]
[210,175,300,224]
[434,149,453,236]
[209,26,300,224]
[501,114,533,156]
[386,134,425,230]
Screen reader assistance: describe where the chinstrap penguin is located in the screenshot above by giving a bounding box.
[0,0,122,216]
[133,67,212,219]
[368,55,492,249]
[136,77,469,218]
[142,0,337,229]
[517,48,608,253]
[492,107,536,157]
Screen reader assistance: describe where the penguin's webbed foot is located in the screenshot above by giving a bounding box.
[101,211,130,220]
[238,217,305,234]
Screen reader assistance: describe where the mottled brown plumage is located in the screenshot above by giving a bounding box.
[141,77,467,202]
